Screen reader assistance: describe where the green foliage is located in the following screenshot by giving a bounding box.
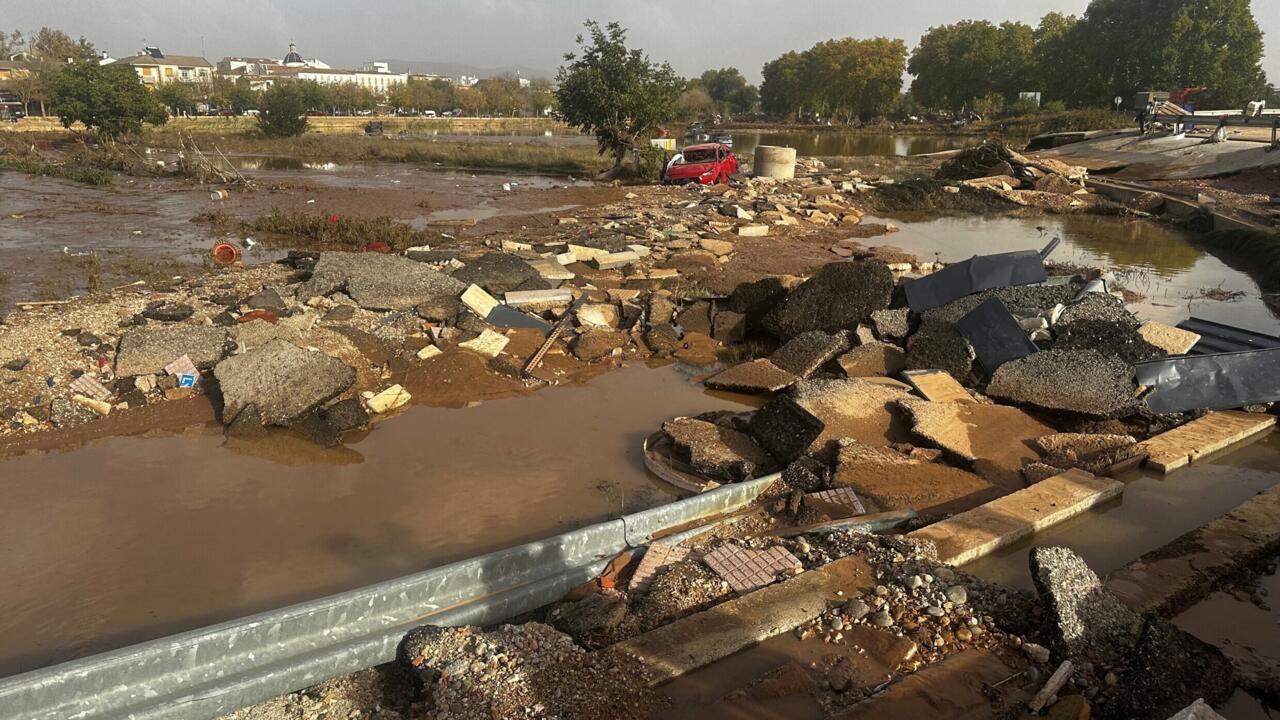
[48,60,168,138]
[555,20,683,166]
[295,80,330,112]
[154,82,197,116]
[209,77,257,113]
[695,68,759,116]
[759,38,907,121]
[908,20,1036,112]
[257,83,310,138]
[674,87,716,121]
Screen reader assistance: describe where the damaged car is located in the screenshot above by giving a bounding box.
[662,143,738,185]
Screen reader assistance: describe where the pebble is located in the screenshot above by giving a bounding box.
[1023,642,1051,664]
[874,585,889,597]
[870,610,894,628]
[831,617,845,632]
[925,605,945,617]
[844,599,871,620]
[906,575,924,590]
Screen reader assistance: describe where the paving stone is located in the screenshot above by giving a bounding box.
[629,543,692,595]
[460,284,500,318]
[702,544,803,593]
[763,261,893,340]
[705,359,798,394]
[905,318,975,385]
[663,417,778,482]
[505,289,573,309]
[806,487,866,515]
[592,250,642,270]
[1137,321,1201,356]
[870,308,911,341]
[837,341,906,378]
[1033,433,1141,474]
[577,303,620,328]
[896,396,1054,487]
[987,349,1140,418]
[1052,319,1166,364]
[769,330,851,377]
[749,378,911,463]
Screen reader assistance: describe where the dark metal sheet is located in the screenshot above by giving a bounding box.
[904,249,1048,312]
[955,298,1039,374]
[1176,317,1280,356]
[485,305,553,333]
[1136,347,1280,413]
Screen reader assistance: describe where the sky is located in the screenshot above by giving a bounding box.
[4,0,1278,84]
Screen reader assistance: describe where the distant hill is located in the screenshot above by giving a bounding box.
[384,59,553,81]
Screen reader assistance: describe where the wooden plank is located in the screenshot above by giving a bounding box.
[1139,411,1275,473]
[907,469,1124,566]
[1106,483,1280,616]
[902,369,975,404]
[609,555,874,686]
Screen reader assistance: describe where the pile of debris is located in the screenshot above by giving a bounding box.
[933,141,1123,214]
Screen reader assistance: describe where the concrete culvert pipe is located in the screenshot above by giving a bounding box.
[754,145,797,179]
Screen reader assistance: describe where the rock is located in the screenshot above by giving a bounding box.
[1052,319,1166,364]
[451,252,540,294]
[573,330,630,361]
[550,591,627,638]
[769,331,851,377]
[1045,694,1090,720]
[749,378,911,463]
[1033,433,1140,474]
[323,398,369,432]
[870,308,911,341]
[663,417,778,482]
[727,277,787,329]
[323,305,357,322]
[988,350,1139,418]
[648,294,677,326]
[711,310,746,344]
[458,329,510,358]
[142,302,195,322]
[1035,174,1080,195]
[736,224,769,237]
[945,585,968,605]
[764,262,893,340]
[4,358,29,371]
[50,396,97,427]
[297,251,466,311]
[363,384,412,414]
[1029,546,1143,666]
[76,331,103,347]
[115,326,229,377]
[213,339,356,427]
[591,250,641,270]
[704,359,798,394]
[699,239,735,256]
[1101,619,1234,720]
[1024,642,1052,664]
[459,284,500,319]
[837,342,906,378]
[415,295,461,323]
[646,325,683,355]
[870,610,894,628]
[246,287,287,312]
[675,301,713,335]
[577,303,620,328]
[416,344,442,360]
[1137,321,1201,356]
[844,598,871,620]
[905,318,975,385]
[291,410,342,447]
[1023,462,1066,484]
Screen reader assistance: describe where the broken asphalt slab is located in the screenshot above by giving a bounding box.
[114,325,229,377]
[663,417,777,483]
[987,349,1140,418]
[296,251,466,312]
[763,262,892,340]
[768,330,851,377]
[213,338,356,427]
[705,359,798,394]
[748,378,911,463]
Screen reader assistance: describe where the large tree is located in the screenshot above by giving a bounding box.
[759,38,906,121]
[155,82,197,116]
[1069,0,1266,108]
[48,60,166,137]
[760,51,808,117]
[697,68,758,116]
[555,20,682,167]
[257,82,309,137]
[908,20,1035,112]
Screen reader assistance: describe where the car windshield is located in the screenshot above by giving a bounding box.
[679,149,718,164]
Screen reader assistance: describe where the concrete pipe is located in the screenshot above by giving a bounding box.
[754,145,797,179]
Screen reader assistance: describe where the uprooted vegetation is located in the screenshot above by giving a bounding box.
[238,210,444,250]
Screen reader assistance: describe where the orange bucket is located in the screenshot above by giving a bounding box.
[212,242,241,266]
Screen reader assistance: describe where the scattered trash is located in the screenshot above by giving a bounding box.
[212,242,241,266]
[210,189,229,201]
[955,298,1038,374]
[69,374,112,402]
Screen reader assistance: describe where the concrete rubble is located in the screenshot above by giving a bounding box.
[214,338,356,427]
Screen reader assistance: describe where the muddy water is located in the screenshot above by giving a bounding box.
[877,213,1280,332]
[731,132,972,158]
[0,363,751,678]
[965,432,1280,589]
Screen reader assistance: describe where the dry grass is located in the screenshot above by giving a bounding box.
[240,209,444,250]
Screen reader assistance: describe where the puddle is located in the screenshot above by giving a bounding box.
[1175,567,1280,701]
[965,433,1280,590]
[0,363,753,678]
[875,213,1280,332]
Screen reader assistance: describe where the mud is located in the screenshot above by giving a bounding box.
[0,362,754,677]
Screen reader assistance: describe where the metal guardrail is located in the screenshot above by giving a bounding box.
[0,474,780,720]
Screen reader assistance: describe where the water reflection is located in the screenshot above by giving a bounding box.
[731,131,972,157]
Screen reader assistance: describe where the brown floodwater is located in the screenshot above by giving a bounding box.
[878,213,1280,333]
[0,362,751,678]
[730,131,972,158]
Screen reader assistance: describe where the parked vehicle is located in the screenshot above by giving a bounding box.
[662,143,738,185]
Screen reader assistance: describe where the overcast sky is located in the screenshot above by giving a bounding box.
[6,0,1278,84]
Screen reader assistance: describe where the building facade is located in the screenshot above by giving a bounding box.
[113,48,213,84]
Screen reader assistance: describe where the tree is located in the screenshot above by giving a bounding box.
[908,20,1035,112]
[758,38,906,121]
[257,83,309,137]
[1032,12,1089,106]
[155,82,197,116]
[555,20,682,167]
[48,60,166,137]
[294,80,330,113]
[697,68,759,116]
[674,86,715,121]
[760,51,808,117]
[0,29,24,58]
[1068,0,1266,108]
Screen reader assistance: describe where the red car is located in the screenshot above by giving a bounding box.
[662,143,738,185]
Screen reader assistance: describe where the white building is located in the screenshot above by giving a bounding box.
[280,66,406,92]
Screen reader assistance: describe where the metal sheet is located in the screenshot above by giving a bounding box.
[0,476,776,720]
[904,249,1048,312]
[1176,317,1280,356]
[1136,347,1280,413]
[955,298,1039,374]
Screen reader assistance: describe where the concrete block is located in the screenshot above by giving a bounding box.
[505,289,573,308]
[460,284,499,318]
[458,329,510,358]
[736,224,769,237]
[592,250,641,270]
